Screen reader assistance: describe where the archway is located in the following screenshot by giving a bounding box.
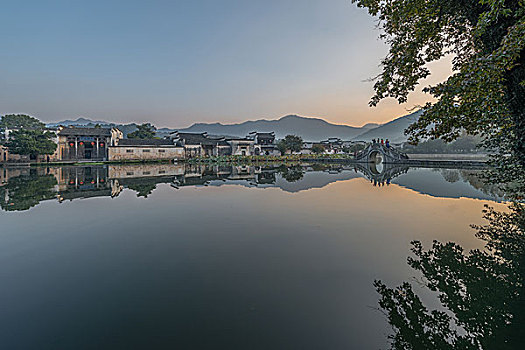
[369,150,383,164]
[369,161,383,175]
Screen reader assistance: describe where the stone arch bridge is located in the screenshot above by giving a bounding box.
[354,143,409,164]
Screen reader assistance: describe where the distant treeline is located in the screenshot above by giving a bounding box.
[402,135,484,154]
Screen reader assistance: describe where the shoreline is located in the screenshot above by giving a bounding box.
[0,153,489,169]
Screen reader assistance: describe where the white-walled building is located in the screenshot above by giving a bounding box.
[108,138,184,161]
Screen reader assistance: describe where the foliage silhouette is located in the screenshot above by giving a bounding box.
[375,204,525,349]
[127,123,157,139]
[0,171,57,211]
[277,165,304,183]
[6,129,57,158]
[0,114,45,130]
[353,0,525,191]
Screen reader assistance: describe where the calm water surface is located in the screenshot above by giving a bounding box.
[0,163,505,349]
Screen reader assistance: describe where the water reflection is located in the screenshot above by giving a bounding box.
[375,204,525,349]
[0,162,509,349]
[0,163,504,212]
[0,168,57,211]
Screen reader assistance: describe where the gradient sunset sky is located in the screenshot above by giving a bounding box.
[0,0,451,128]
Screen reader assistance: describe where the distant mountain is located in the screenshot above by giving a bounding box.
[352,110,423,143]
[48,111,421,142]
[361,122,381,130]
[173,115,366,141]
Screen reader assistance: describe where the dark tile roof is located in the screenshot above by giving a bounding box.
[255,132,275,138]
[117,138,176,146]
[215,140,230,146]
[226,138,253,142]
[59,127,113,137]
[175,132,229,146]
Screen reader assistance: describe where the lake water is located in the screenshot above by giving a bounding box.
[0,163,506,349]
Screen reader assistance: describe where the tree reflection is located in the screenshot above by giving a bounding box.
[278,164,304,182]
[0,170,57,211]
[376,204,525,349]
[126,182,157,198]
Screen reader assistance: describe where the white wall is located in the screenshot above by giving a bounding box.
[108,146,184,161]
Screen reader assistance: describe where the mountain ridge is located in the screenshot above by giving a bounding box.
[48,112,420,142]
[351,110,423,143]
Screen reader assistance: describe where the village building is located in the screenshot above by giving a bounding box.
[170,131,281,157]
[108,138,184,161]
[321,137,344,154]
[248,132,279,155]
[2,125,284,162]
[170,132,231,157]
[301,142,314,154]
[227,137,255,156]
[57,127,123,161]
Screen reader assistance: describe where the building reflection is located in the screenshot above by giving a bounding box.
[55,166,118,201]
[0,162,498,211]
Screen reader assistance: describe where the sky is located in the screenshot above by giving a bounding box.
[0,0,451,128]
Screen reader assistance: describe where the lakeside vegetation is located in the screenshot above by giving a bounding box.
[402,135,484,154]
[353,0,525,348]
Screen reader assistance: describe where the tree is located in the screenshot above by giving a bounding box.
[128,123,157,139]
[277,140,288,155]
[6,129,57,159]
[312,144,325,154]
[352,0,525,169]
[451,136,478,153]
[349,143,366,153]
[0,114,45,130]
[283,135,303,153]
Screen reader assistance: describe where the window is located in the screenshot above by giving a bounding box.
[143,171,151,175]
[143,149,150,153]
[159,170,166,174]
[126,149,134,153]
[126,172,134,176]
[159,149,166,153]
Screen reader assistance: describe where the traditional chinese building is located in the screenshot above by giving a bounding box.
[226,137,255,156]
[170,132,231,157]
[57,127,123,161]
[248,132,279,155]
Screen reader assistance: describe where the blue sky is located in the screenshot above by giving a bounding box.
[0,0,449,128]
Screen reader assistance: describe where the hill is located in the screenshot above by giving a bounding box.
[352,110,423,143]
[47,111,422,142]
[173,115,367,141]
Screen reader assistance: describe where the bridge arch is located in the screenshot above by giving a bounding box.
[355,143,409,164]
[369,150,383,164]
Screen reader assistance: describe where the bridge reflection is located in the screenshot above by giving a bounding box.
[352,162,409,187]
